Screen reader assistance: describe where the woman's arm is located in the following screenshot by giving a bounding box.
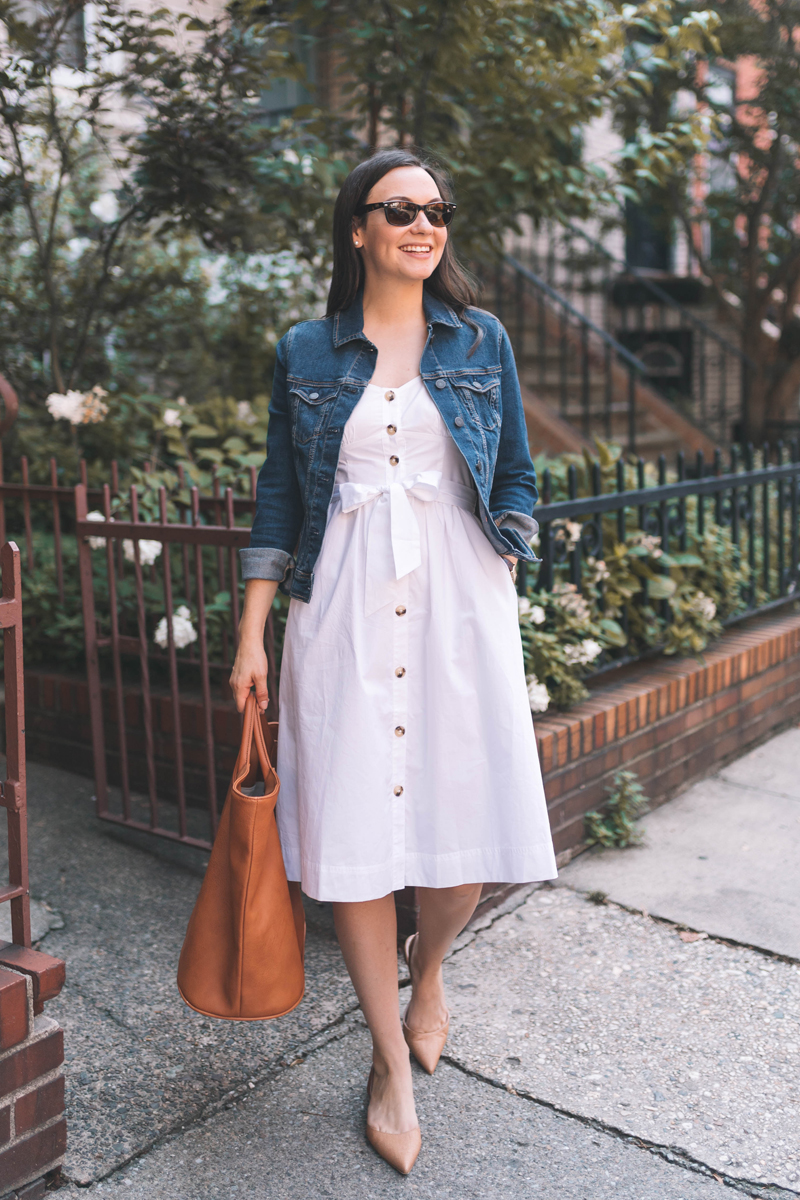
[239,334,304,584]
[490,324,539,560]
[229,579,279,712]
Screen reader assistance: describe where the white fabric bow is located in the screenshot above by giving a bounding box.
[337,471,443,615]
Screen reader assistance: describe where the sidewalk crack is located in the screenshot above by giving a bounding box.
[442,1055,799,1200]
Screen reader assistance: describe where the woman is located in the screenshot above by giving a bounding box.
[229,148,557,1174]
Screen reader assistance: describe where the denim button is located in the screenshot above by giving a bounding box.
[475,462,482,472]
[309,392,319,400]
[454,416,464,428]
[435,379,446,390]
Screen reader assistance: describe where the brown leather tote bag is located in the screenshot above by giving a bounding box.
[177,693,305,1020]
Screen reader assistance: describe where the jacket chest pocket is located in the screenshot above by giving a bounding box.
[455,376,501,431]
[288,383,339,445]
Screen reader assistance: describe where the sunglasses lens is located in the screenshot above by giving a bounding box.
[426,204,454,227]
[384,203,416,226]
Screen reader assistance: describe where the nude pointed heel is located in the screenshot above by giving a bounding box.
[402,933,450,1075]
[365,1067,422,1175]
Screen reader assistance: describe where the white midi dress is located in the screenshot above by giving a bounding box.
[276,375,558,902]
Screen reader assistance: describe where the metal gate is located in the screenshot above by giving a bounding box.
[75,483,278,851]
[0,541,31,947]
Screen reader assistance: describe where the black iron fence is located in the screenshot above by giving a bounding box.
[517,441,800,678]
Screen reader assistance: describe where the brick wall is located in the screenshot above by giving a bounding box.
[0,947,66,1198]
[537,607,800,863]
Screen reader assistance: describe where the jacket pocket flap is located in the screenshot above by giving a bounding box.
[458,377,499,394]
[289,384,339,405]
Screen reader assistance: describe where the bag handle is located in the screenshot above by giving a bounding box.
[233,693,277,796]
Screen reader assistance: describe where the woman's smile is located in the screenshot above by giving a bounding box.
[399,243,434,257]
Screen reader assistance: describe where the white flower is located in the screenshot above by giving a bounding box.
[123,539,162,566]
[236,400,257,426]
[154,605,197,650]
[82,385,109,424]
[565,520,583,546]
[552,582,592,622]
[46,386,108,425]
[630,532,663,559]
[563,638,603,667]
[46,390,85,424]
[690,591,716,621]
[162,408,183,428]
[90,191,119,223]
[518,598,546,625]
[526,674,550,713]
[65,236,93,261]
[587,557,610,582]
[282,148,300,165]
[86,510,108,550]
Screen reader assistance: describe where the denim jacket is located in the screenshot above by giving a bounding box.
[241,289,541,603]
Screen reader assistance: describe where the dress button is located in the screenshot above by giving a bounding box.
[395,666,406,677]
[385,390,395,401]
[454,415,465,428]
[390,455,400,466]
[435,378,446,390]
[309,392,319,400]
[395,605,406,616]
[387,424,397,435]
[394,785,404,796]
[395,726,405,737]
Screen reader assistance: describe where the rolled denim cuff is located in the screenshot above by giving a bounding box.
[239,546,294,582]
[493,510,540,543]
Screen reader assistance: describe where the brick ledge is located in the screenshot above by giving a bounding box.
[536,606,800,858]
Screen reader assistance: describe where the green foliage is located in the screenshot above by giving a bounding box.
[518,438,764,711]
[0,0,341,408]
[611,0,800,437]
[585,770,648,848]
[284,0,718,256]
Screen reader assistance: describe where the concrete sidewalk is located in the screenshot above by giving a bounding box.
[5,722,800,1198]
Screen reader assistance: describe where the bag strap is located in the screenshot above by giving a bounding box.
[233,693,276,794]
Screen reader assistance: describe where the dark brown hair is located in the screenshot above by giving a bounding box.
[326,148,479,320]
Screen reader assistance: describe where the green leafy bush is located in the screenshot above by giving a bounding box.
[519,438,764,712]
[585,770,648,849]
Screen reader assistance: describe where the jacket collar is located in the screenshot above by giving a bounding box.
[332,287,462,348]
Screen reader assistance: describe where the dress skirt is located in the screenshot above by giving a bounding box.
[275,376,558,902]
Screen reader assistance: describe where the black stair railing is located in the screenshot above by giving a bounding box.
[478,255,709,457]
[508,221,755,448]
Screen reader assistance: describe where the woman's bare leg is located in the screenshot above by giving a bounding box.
[333,894,417,1134]
[404,883,483,1033]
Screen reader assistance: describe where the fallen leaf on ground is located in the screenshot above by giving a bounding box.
[679,930,709,943]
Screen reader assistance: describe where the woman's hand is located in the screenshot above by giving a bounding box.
[230,639,270,713]
[229,579,280,712]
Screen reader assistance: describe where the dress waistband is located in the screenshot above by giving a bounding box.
[331,471,476,615]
